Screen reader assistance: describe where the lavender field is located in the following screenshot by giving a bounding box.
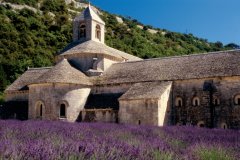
[0,121,239,160]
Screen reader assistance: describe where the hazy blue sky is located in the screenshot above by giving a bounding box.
[91,0,240,45]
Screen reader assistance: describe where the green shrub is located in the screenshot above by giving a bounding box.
[196,147,234,160]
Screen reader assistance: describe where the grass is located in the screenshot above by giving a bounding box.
[196,147,234,160]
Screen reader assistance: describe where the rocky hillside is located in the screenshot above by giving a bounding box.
[0,0,238,100]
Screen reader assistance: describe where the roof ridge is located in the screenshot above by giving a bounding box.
[59,40,141,61]
[116,49,240,64]
[28,67,52,70]
[88,5,105,24]
[101,49,240,84]
[34,59,92,85]
[74,4,105,25]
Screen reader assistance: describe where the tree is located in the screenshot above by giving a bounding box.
[214,41,223,48]
[0,65,8,92]
[225,43,240,49]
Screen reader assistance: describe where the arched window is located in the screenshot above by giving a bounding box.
[192,97,200,106]
[175,97,183,107]
[35,101,45,119]
[60,104,66,118]
[40,104,43,117]
[213,98,220,106]
[138,120,141,125]
[197,121,205,127]
[234,94,240,105]
[78,24,86,39]
[95,24,101,40]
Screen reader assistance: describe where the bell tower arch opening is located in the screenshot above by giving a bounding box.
[73,4,105,43]
[95,24,101,41]
[78,23,86,39]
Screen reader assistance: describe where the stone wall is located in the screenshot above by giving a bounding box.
[6,75,240,129]
[57,54,118,73]
[102,58,117,71]
[79,109,117,123]
[61,87,91,122]
[118,82,171,126]
[91,20,105,43]
[119,99,159,125]
[73,17,104,44]
[28,83,90,122]
[73,19,92,42]
[115,76,240,129]
[172,76,240,129]
[158,84,172,126]
[92,83,131,94]
[68,54,102,72]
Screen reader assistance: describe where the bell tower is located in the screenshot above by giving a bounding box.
[73,4,105,43]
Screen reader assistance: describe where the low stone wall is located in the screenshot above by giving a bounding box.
[78,109,117,123]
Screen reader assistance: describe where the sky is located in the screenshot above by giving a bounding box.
[90,0,240,45]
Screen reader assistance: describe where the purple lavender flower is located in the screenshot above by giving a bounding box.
[0,120,238,160]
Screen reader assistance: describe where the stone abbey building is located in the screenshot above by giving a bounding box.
[4,5,240,129]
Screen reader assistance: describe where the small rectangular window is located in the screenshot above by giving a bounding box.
[195,100,199,106]
[40,104,43,117]
[138,120,141,125]
[60,104,66,118]
[178,100,182,107]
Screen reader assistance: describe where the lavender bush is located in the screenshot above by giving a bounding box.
[0,120,239,160]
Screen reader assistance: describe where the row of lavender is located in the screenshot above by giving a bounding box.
[0,120,239,160]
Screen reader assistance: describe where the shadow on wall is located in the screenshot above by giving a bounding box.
[0,101,28,120]
[85,93,123,110]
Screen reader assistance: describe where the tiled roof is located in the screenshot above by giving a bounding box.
[35,59,92,85]
[101,50,240,84]
[5,67,51,92]
[74,4,105,25]
[59,40,141,61]
[119,82,172,100]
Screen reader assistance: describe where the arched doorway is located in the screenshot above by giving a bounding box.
[221,123,228,129]
[58,101,68,119]
[197,121,205,127]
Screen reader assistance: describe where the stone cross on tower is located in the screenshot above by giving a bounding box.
[73,4,105,43]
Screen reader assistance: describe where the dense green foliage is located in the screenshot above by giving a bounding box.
[0,1,239,97]
[0,1,72,94]
[2,0,40,7]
